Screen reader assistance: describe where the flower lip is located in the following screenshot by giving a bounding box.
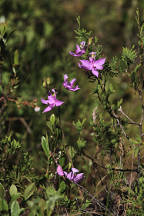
[89,52,96,58]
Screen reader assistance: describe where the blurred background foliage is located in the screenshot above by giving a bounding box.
[0,0,144,188]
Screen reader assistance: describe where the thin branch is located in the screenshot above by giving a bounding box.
[76,183,116,215]
[83,151,138,173]
[118,106,140,126]
[138,89,144,176]
[111,110,130,140]
[76,183,106,210]
[8,117,32,134]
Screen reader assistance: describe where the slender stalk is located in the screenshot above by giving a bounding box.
[138,89,144,176]
[118,106,140,126]
[83,151,138,173]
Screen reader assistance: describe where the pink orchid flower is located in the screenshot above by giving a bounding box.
[41,89,64,113]
[69,41,86,57]
[78,55,106,77]
[63,74,80,92]
[57,165,84,184]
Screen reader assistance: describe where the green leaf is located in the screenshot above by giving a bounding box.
[11,200,23,216]
[59,181,66,193]
[76,16,80,28]
[77,137,86,149]
[46,186,63,216]
[9,185,17,198]
[41,136,50,158]
[50,114,55,125]
[122,47,136,62]
[0,198,8,211]
[46,122,53,132]
[24,183,36,201]
[73,119,86,131]
[44,23,53,37]
[81,199,91,210]
[68,146,76,159]
[9,185,21,201]
[39,198,46,212]
[14,50,19,66]
[117,98,123,108]
[0,183,5,199]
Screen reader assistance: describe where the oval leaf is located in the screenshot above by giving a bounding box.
[10,184,18,198]
[24,183,36,201]
[11,200,20,216]
[41,136,50,158]
[0,183,5,198]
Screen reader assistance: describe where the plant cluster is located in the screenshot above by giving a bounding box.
[1,7,144,216]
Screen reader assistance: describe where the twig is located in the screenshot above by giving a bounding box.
[76,183,106,210]
[83,151,138,173]
[138,89,144,176]
[96,79,130,140]
[8,117,32,134]
[111,110,130,140]
[118,106,140,126]
[76,183,117,215]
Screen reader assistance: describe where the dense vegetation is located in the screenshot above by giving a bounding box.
[1,0,144,215]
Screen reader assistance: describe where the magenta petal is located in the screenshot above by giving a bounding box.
[55,99,64,106]
[94,58,106,70]
[79,60,92,70]
[51,89,56,94]
[71,168,79,173]
[69,51,84,57]
[63,75,80,92]
[73,173,84,183]
[41,98,49,104]
[57,165,64,176]
[69,51,77,56]
[48,95,56,104]
[64,74,68,82]
[70,86,80,92]
[69,42,85,57]
[90,51,96,55]
[75,44,81,54]
[70,78,76,86]
[78,62,82,68]
[74,86,80,91]
[92,68,99,77]
[67,172,74,181]
[63,82,69,89]
[79,50,86,56]
[43,106,52,113]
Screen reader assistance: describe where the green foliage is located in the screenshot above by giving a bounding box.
[1,1,144,215]
[24,183,36,201]
[10,200,23,216]
[45,186,63,216]
[73,119,86,132]
[0,135,32,186]
[74,16,92,43]
[92,116,121,153]
[122,46,136,63]
[9,184,21,201]
[41,135,50,158]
